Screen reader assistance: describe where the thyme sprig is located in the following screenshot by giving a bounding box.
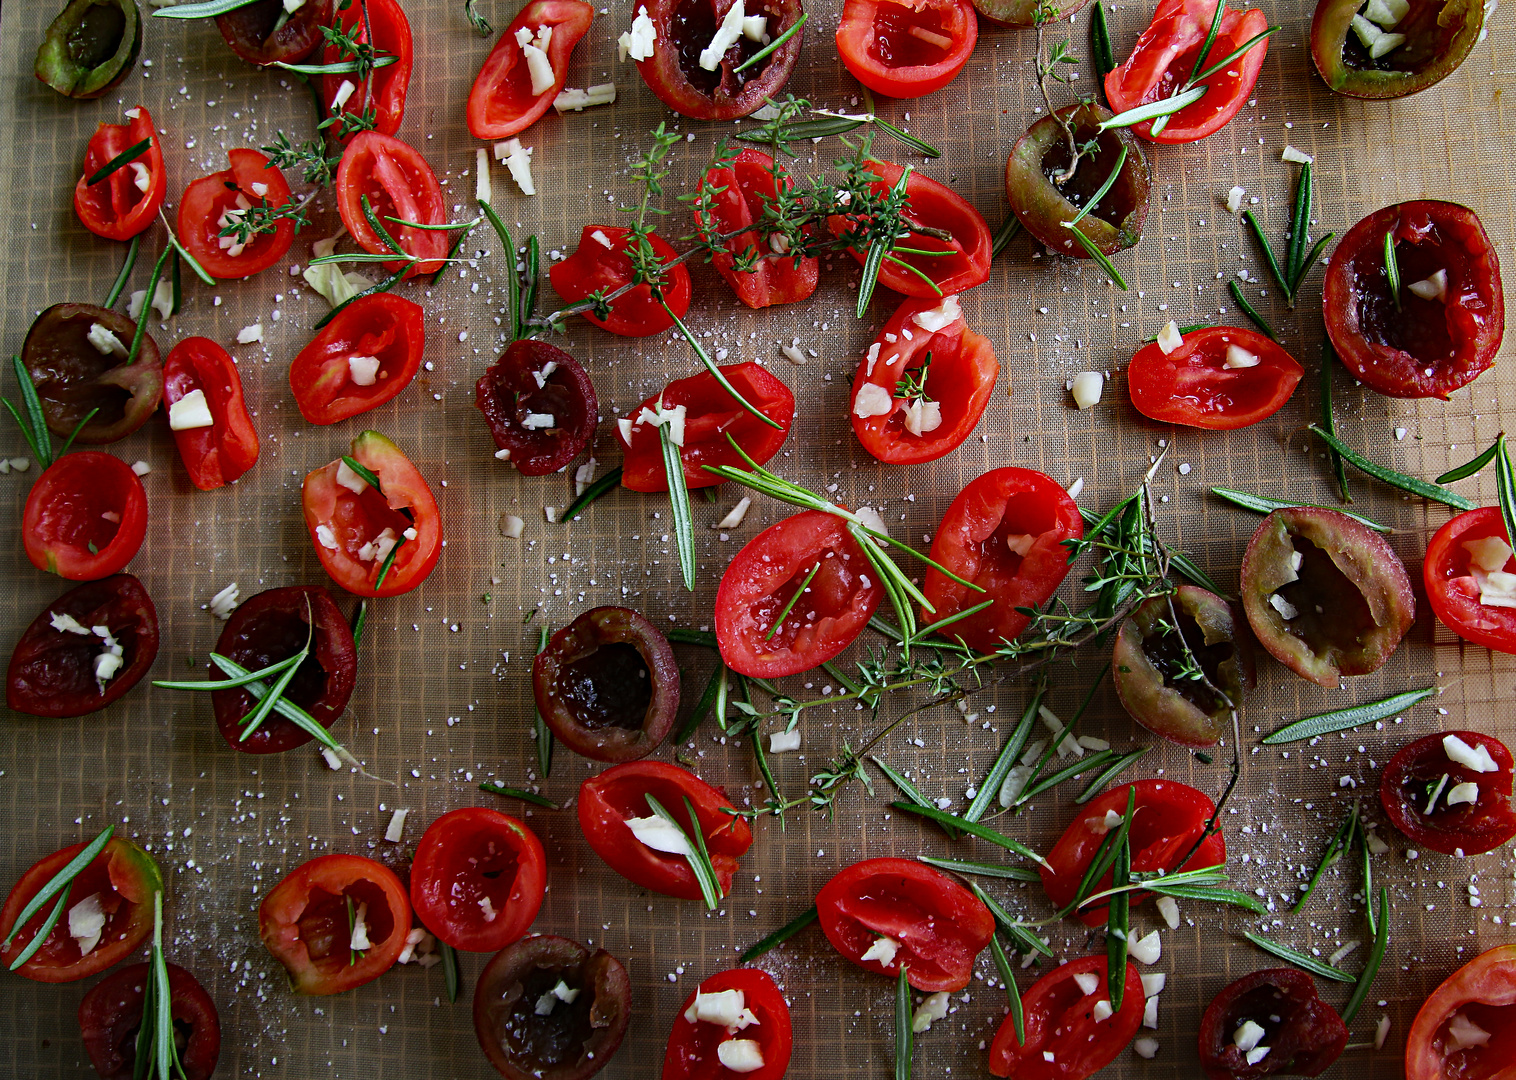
[218,191,315,248]
[263,131,342,188]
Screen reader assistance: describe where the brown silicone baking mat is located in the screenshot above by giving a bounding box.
[0,0,1512,1075]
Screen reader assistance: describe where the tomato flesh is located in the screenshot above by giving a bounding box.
[1311,0,1483,99]
[549,225,693,337]
[1381,729,1516,857]
[633,0,806,121]
[79,961,221,1080]
[290,293,426,425]
[216,0,332,66]
[1198,968,1348,1080]
[476,340,598,477]
[178,148,296,280]
[989,955,1145,1078]
[467,0,595,139]
[1425,507,1516,654]
[411,808,546,953]
[1127,326,1305,429]
[661,968,793,1080]
[73,106,165,240]
[23,303,162,445]
[23,452,148,581]
[695,149,819,309]
[165,337,259,490]
[1407,944,1516,1080]
[321,0,413,137]
[835,0,978,99]
[335,131,450,277]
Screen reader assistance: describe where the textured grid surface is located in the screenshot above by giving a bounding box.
[0,0,1512,1076]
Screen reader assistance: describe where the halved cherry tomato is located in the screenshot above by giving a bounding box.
[618,363,795,492]
[178,148,296,280]
[302,430,442,597]
[1041,779,1226,927]
[0,836,162,984]
[210,586,357,755]
[920,468,1082,653]
[1311,0,1484,100]
[23,452,148,581]
[988,955,1145,1078]
[23,303,162,445]
[633,0,806,121]
[715,509,885,678]
[1105,0,1270,144]
[1197,968,1348,1080]
[1323,200,1503,400]
[577,761,753,902]
[216,0,333,66]
[164,337,259,490]
[79,961,221,1080]
[829,159,992,298]
[816,858,993,992]
[850,294,998,464]
[7,575,158,719]
[476,339,598,476]
[662,967,793,1080]
[549,225,692,337]
[467,0,595,139]
[289,293,425,424]
[321,0,413,138]
[1127,326,1304,429]
[695,148,818,309]
[835,0,978,98]
[1406,944,1516,1080]
[410,808,545,953]
[335,131,449,277]
[73,106,165,241]
[1424,506,1516,654]
[1381,729,1516,857]
[971,0,1089,27]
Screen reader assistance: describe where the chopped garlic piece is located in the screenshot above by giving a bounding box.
[1374,1015,1392,1050]
[347,354,382,387]
[332,78,357,109]
[625,815,695,857]
[1156,895,1180,929]
[1351,13,1384,46]
[1071,371,1104,409]
[1425,772,1451,815]
[384,808,409,843]
[87,323,128,358]
[348,902,371,951]
[68,893,107,956]
[618,6,657,61]
[479,895,498,922]
[769,728,801,753]
[131,461,151,477]
[1226,186,1246,213]
[908,24,955,48]
[1091,1000,1114,1023]
[1444,734,1499,773]
[781,343,807,365]
[321,747,344,770]
[1133,1037,1159,1059]
[130,161,152,194]
[1073,972,1100,996]
[1129,930,1162,965]
[1268,593,1299,620]
[911,991,951,1033]
[209,582,241,620]
[699,0,747,70]
[515,25,558,96]
[1140,973,1168,997]
[1369,31,1405,57]
[1447,1012,1492,1051]
[1246,1046,1272,1066]
[1408,269,1448,302]
[1005,533,1036,557]
[554,83,617,112]
[1446,781,1479,806]
[716,1040,765,1073]
[1281,145,1314,164]
[500,514,525,539]
[315,524,340,550]
[1100,809,1125,832]
[574,459,598,496]
[903,398,943,437]
[912,295,961,333]
[522,412,556,430]
[1066,477,1084,499]
[500,139,536,196]
[335,460,369,494]
[1224,344,1260,369]
[689,988,747,1026]
[716,497,752,529]
[1462,536,1512,574]
[1156,321,1184,355]
[998,765,1033,807]
[859,936,899,966]
[853,383,894,418]
[51,612,93,636]
[1143,995,1160,1029]
[168,389,215,431]
[237,323,264,344]
[1234,1020,1267,1052]
[741,14,767,39]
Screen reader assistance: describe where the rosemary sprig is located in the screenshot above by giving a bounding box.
[1210,487,1388,532]
[207,655,351,757]
[964,685,1041,822]
[1293,802,1358,913]
[1227,280,1277,340]
[464,0,493,33]
[341,455,382,490]
[151,0,259,15]
[262,130,341,188]
[1106,831,1131,1009]
[87,138,151,186]
[154,650,305,692]
[1091,0,1116,86]
[1321,343,1351,502]
[991,216,1022,258]
[1241,931,1355,982]
[858,165,914,317]
[989,933,1025,1046]
[313,261,411,331]
[127,245,171,369]
[105,235,140,308]
[918,857,1040,883]
[872,757,958,839]
[1262,686,1437,744]
[1341,887,1388,1023]
[1437,440,1500,483]
[766,561,822,640]
[440,941,460,1003]
[1383,231,1401,311]
[3,825,115,968]
[351,536,406,649]
[1066,147,1127,229]
[895,965,913,1080]
[1066,226,1129,290]
[1097,86,1207,133]
[889,803,1049,868]
[1306,426,1472,509]
[531,626,554,776]
[663,305,782,430]
[346,894,362,966]
[234,620,312,741]
[739,905,818,962]
[479,782,558,809]
[275,56,400,76]
[644,794,722,909]
[659,415,698,592]
[1075,746,1150,803]
[733,12,807,72]
[1242,161,1333,307]
[1496,433,1516,558]
[141,891,182,1080]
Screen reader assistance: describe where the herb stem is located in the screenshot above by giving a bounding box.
[1227,280,1277,340]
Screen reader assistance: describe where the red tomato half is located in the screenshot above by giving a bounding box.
[336,131,449,277]
[618,363,795,492]
[1425,507,1516,654]
[1042,779,1226,927]
[0,836,162,983]
[73,106,165,241]
[1381,729,1516,857]
[23,452,148,581]
[410,808,546,953]
[816,858,993,992]
[1406,944,1516,1080]
[835,0,978,99]
[920,468,1083,653]
[1127,325,1304,430]
[577,761,753,903]
[177,148,295,280]
[321,0,413,138]
[850,293,999,464]
[164,337,259,490]
[549,225,693,337]
[467,0,595,140]
[302,431,442,598]
[695,148,818,309]
[715,510,885,678]
[79,961,221,1080]
[289,293,425,424]
[259,853,410,995]
[829,160,992,298]
[988,955,1145,1078]
[662,968,793,1080]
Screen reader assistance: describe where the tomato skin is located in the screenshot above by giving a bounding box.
[79,961,221,1080]
[920,468,1082,653]
[467,0,595,139]
[829,160,992,298]
[817,858,993,992]
[577,762,753,902]
[1406,944,1516,1080]
[1042,779,1226,927]
[411,808,546,953]
[1105,0,1270,143]
[321,0,412,137]
[988,955,1145,1078]
[1424,507,1516,654]
[661,968,793,1080]
[1128,326,1304,429]
[476,340,598,477]
[259,853,411,996]
[216,0,333,66]
[164,337,259,490]
[549,225,693,337]
[633,0,806,121]
[73,106,165,240]
[290,293,426,425]
[302,430,442,597]
[618,364,795,492]
[23,303,162,445]
[7,575,158,719]
[178,149,295,280]
[23,453,148,581]
[850,294,999,464]
[835,0,978,98]
[1197,969,1347,1080]
[715,510,885,678]
[0,836,162,984]
[695,149,818,309]
[336,131,450,277]
[1381,729,1516,857]
[1311,0,1484,100]
[1323,200,1503,400]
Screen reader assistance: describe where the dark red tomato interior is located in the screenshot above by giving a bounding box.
[1042,779,1226,926]
[715,510,884,678]
[216,0,332,66]
[1197,968,1348,1080]
[816,858,993,992]
[921,468,1083,653]
[335,131,448,276]
[79,961,222,1080]
[23,303,162,446]
[165,337,259,490]
[177,148,295,280]
[321,0,413,137]
[662,967,793,1080]
[1406,945,1516,1080]
[633,0,806,121]
[1424,507,1516,655]
[210,586,357,755]
[835,0,978,99]
[989,955,1144,1078]
[466,0,595,139]
[73,105,165,240]
[290,293,426,425]
[619,363,794,492]
[550,224,693,337]
[475,339,598,476]
[7,575,158,719]
[410,807,546,953]
[696,148,818,309]
[1127,326,1304,430]
[1380,729,1516,857]
[23,452,148,581]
